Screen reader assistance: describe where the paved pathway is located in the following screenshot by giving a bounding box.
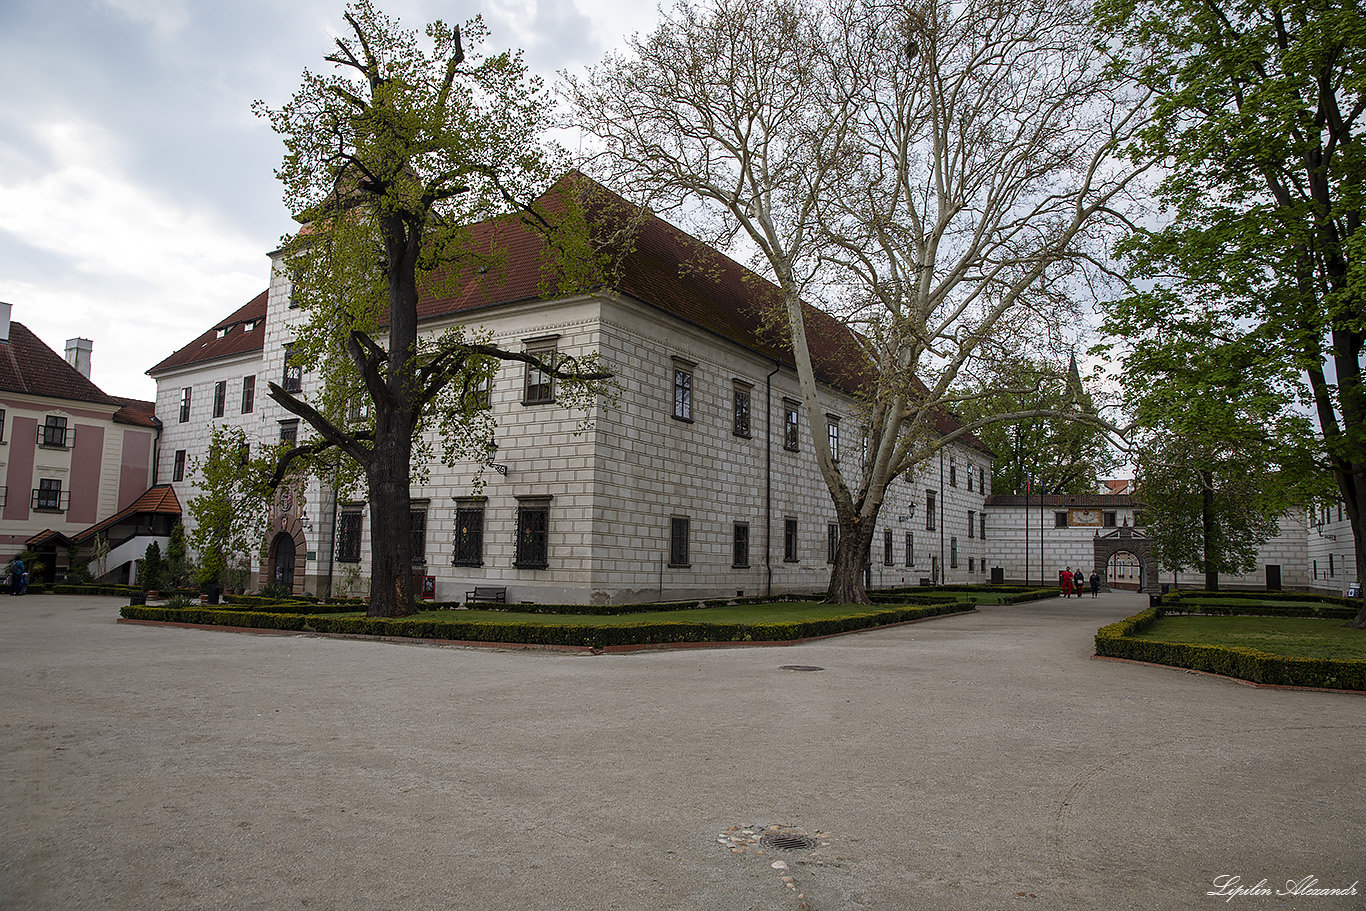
[1,592,1361,910]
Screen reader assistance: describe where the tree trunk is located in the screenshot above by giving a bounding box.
[365,413,416,617]
[825,514,879,605]
[1202,469,1219,592]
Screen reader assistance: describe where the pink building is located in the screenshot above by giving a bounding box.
[0,303,171,584]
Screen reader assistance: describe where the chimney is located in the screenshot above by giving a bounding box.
[0,302,10,342]
[66,337,93,378]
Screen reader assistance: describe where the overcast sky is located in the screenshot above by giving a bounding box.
[0,0,663,401]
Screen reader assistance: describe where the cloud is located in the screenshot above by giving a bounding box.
[99,0,189,39]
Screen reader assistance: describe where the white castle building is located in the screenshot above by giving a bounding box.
[148,177,995,604]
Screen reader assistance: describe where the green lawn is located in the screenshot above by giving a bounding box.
[331,601,956,626]
[1133,615,1366,660]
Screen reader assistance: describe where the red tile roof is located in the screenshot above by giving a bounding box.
[0,322,120,406]
[151,174,986,450]
[73,485,182,544]
[146,289,268,375]
[111,397,158,428]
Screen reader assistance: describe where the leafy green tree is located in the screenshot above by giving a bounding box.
[956,356,1120,496]
[1096,0,1366,622]
[1123,324,1324,589]
[186,425,269,589]
[140,541,166,592]
[165,523,190,589]
[253,2,611,617]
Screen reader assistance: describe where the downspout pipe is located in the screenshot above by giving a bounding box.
[765,360,781,597]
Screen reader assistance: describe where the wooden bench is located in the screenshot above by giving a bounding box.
[466,586,507,604]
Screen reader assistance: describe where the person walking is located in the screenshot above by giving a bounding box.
[9,557,23,596]
[1089,570,1100,598]
[1073,568,1085,598]
[1060,567,1072,598]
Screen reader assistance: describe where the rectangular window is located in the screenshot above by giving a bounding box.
[34,478,64,512]
[280,420,299,446]
[980,514,986,541]
[926,491,936,531]
[733,385,751,437]
[515,501,550,568]
[241,375,255,413]
[523,344,556,404]
[212,380,226,418]
[282,346,302,393]
[783,401,800,451]
[465,373,492,411]
[172,450,186,482]
[179,387,191,423]
[968,509,975,539]
[673,366,693,421]
[453,502,485,567]
[905,532,914,567]
[950,463,958,487]
[41,415,69,447]
[884,528,894,565]
[827,418,840,462]
[410,508,427,565]
[1329,554,1335,577]
[733,523,750,568]
[669,516,690,566]
[1055,511,1069,528]
[969,557,975,573]
[1103,511,1117,528]
[784,518,799,562]
[827,523,839,564]
[336,511,363,563]
[967,466,973,492]
[0,407,5,442]
[950,536,959,568]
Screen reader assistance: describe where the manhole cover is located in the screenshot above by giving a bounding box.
[779,665,825,672]
[760,832,820,851]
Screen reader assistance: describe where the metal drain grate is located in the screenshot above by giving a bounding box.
[760,832,820,851]
[779,665,825,672]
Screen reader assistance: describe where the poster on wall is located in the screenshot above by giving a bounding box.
[421,576,436,601]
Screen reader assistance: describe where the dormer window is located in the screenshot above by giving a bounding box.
[215,327,229,339]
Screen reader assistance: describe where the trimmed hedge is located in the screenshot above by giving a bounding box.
[1165,589,1360,609]
[1095,606,1366,691]
[1161,590,1358,621]
[120,600,974,648]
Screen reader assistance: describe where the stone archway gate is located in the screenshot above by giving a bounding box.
[1093,527,1160,593]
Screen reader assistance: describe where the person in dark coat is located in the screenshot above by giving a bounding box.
[1089,570,1100,597]
[1073,568,1085,597]
[9,557,23,595]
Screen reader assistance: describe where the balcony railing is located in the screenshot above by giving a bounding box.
[31,489,70,512]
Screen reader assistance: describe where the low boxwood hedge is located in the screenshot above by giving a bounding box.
[1095,606,1366,690]
[120,600,973,648]
[1161,590,1358,621]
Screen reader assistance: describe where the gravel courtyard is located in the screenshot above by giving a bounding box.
[1,592,1361,910]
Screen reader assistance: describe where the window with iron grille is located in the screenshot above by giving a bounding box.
[968,509,975,538]
[172,450,186,482]
[783,402,800,451]
[41,415,69,447]
[979,513,986,541]
[926,491,936,530]
[950,536,958,568]
[905,532,914,567]
[733,385,751,437]
[212,381,226,418]
[733,523,749,567]
[884,528,894,565]
[827,417,840,462]
[179,388,191,423]
[784,517,798,562]
[1055,511,1068,528]
[336,511,363,563]
[827,523,838,563]
[673,366,693,421]
[410,508,427,565]
[282,347,302,393]
[669,516,690,566]
[241,375,255,413]
[1104,511,1117,527]
[515,501,550,568]
[453,502,485,566]
[280,420,298,446]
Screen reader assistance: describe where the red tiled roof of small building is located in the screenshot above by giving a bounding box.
[0,322,120,406]
[73,485,182,544]
[146,289,269,375]
[112,397,158,428]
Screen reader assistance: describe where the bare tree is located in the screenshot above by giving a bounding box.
[567,0,1146,602]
